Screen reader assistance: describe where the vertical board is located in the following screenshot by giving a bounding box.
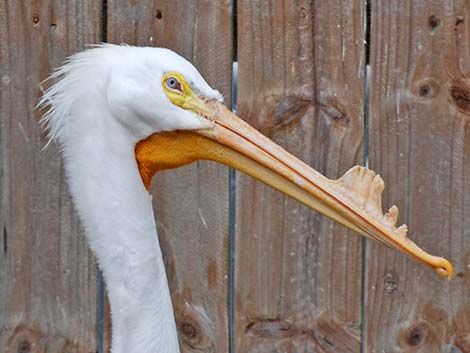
[235,1,365,352]
[107,1,232,352]
[0,1,101,352]
[367,1,470,352]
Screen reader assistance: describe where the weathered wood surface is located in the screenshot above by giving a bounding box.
[367,1,470,352]
[4,1,470,352]
[107,1,232,352]
[0,1,101,352]
[235,1,365,352]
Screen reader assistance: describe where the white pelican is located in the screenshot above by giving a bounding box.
[39,44,453,353]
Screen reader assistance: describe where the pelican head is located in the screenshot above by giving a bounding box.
[39,44,452,353]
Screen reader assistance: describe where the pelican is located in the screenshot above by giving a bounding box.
[39,44,453,353]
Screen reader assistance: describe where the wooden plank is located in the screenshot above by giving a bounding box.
[107,1,232,352]
[367,1,470,351]
[0,1,101,352]
[235,1,365,352]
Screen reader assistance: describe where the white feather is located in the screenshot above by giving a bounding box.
[38,43,222,145]
[38,44,223,353]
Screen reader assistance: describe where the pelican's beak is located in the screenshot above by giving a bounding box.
[136,100,453,279]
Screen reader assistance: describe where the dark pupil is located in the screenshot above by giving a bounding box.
[168,78,177,89]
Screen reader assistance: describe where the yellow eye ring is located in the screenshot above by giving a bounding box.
[161,72,212,117]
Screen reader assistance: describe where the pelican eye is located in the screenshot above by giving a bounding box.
[165,76,183,93]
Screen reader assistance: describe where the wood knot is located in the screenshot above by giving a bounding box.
[413,78,439,99]
[16,341,31,353]
[450,85,470,114]
[246,318,296,339]
[155,9,163,19]
[177,318,204,348]
[320,99,350,127]
[405,321,428,347]
[32,13,40,25]
[384,271,398,296]
[180,322,197,339]
[299,7,308,19]
[8,327,37,353]
[5,325,91,352]
[175,304,214,350]
[258,95,312,137]
[274,96,311,123]
[419,84,431,97]
[428,15,442,34]
[408,326,425,346]
[314,313,361,352]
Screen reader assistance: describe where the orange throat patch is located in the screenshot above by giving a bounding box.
[135,131,215,190]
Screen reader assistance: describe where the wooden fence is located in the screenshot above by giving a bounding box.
[1,1,469,352]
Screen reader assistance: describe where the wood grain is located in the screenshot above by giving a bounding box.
[107,1,232,352]
[235,1,365,352]
[367,1,470,351]
[0,1,101,352]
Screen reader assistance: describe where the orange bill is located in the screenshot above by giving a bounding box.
[136,100,454,279]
